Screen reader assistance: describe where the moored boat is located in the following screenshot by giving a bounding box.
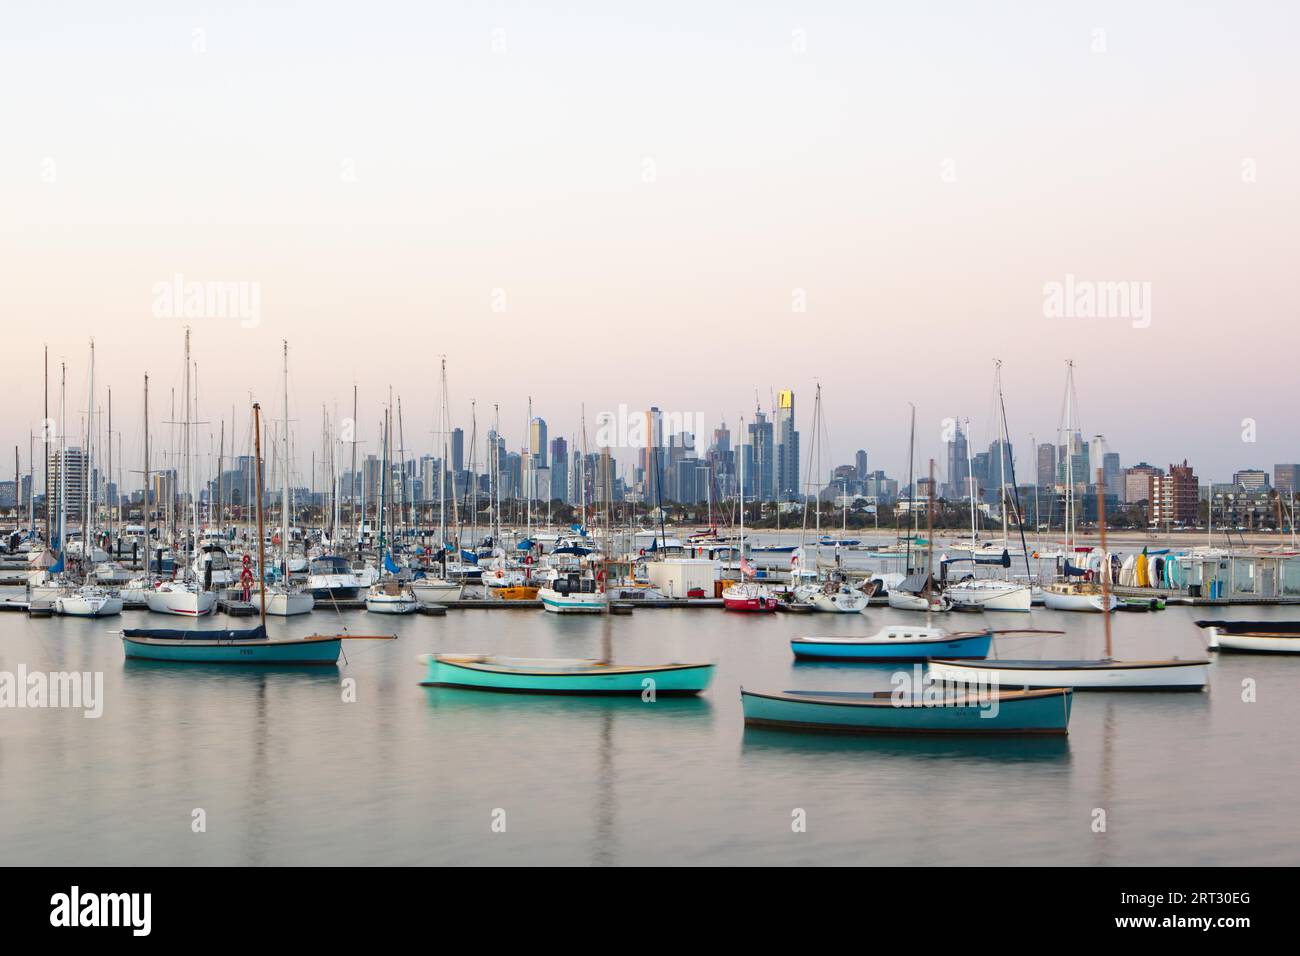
[808,583,870,613]
[122,624,343,664]
[365,580,417,614]
[740,686,1073,735]
[722,581,779,612]
[791,625,994,662]
[1196,620,1300,654]
[927,657,1211,691]
[411,577,465,605]
[55,585,124,617]
[944,578,1032,612]
[1041,581,1117,613]
[146,580,217,617]
[265,586,315,616]
[419,653,714,695]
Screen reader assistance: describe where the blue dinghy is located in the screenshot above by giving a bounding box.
[740,685,1073,735]
[791,625,992,662]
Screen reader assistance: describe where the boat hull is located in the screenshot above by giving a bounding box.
[412,581,465,605]
[809,591,869,613]
[420,654,714,695]
[946,583,1032,612]
[792,631,992,662]
[366,597,417,614]
[740,687,1072,735]
[122,634,341,664]
[928,658,1210,691]
[538,587,606,613]
[1206,630,1300,654]
[887,591,950,612]
[265,592,315,616]
[146,587,217,617]
[1041,589,1117,613]
[56,594,124,617]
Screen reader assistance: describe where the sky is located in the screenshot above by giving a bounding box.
[2,2,1297,489]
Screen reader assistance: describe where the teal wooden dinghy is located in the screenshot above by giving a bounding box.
[419,654,715,695]
[740,685,1073,735]
[122,624,345,664]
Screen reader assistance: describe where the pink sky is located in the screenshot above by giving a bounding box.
[3,3,1296,486]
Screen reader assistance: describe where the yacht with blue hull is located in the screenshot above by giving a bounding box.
[121,625,343,664]
[740,686,1073,735]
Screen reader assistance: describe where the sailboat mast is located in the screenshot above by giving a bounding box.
[253,403,268,629]
[995,360,1007,544]
[925,458,935,626]
[142,374,150,582]
[350,384,358,555]
[43,345,50,545]
[1097,467,1112,660]
[281,341,290,575]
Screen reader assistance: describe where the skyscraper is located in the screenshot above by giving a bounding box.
[639,407,663,503]
[1103,452,1123,498]
[745,412,774,500]
[549,437,568,504]
[855,449,868,480]
[946,420,967,497]
[451,427,464,473]
[1036,442,1056,489]
[529,418,547,468]
[774,389,800,500]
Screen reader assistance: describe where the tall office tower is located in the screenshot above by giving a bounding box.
[946,419,968,496]
[1036,442,1056,489]
[529,418,547,468]
[1103,451,1123,497]
[451,427,464,474]
[638,407,664,502]
[774,389,800,500]
[549,437,568,503]
[855,449,868,480]
[745,411,775,501]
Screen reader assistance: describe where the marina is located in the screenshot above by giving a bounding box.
[2,0,1295,897]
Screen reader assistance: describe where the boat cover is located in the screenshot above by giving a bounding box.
[123,625,268,641]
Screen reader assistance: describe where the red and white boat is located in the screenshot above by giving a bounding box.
[722,581,779,612]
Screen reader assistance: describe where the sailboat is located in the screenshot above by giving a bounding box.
[365,400,416,615]
[887,454,950,612]
[929,471,1210,690]
[1040,362,1116,613]
[55,341,124,618]
[722,413,779,612]
[412,357,464,608]
[265,341,315,617]
[943,366,1033,612]
[121,403,390,663]
[147,329,216,617]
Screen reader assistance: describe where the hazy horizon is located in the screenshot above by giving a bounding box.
[4,2,1297,486]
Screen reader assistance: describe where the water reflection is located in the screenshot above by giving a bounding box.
[419,685,713,726]
[741,726,1072,763]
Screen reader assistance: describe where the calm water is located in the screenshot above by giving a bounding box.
[3,587,1299,865]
